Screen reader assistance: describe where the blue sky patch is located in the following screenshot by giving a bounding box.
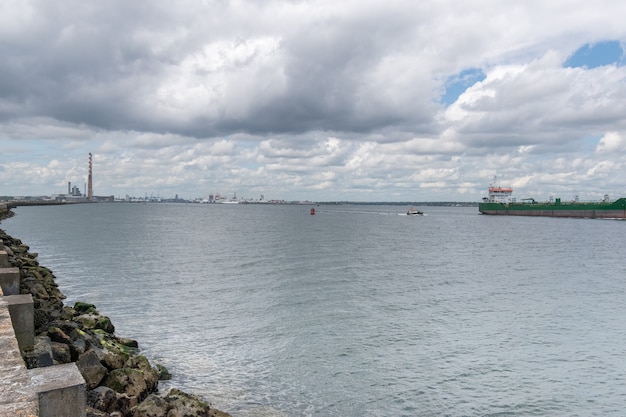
[441,68,486,106]
[564,40,624,69]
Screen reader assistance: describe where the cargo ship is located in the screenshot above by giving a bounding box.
[479,181,626,218]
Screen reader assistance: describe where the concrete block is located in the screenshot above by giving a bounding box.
[29,363,87,417]
[0,250,8,268]
[0,300,38,416]
[0,329,31,406]
[5,294,34,352]
[0,267,20,295]
[0,300,22,362]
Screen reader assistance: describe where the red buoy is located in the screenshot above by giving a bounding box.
[310,207,316,215]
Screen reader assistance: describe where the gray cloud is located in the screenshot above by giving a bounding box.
[2,1,626,200]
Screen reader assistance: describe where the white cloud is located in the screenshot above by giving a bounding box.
[1,1,626,200]
[596,131,625,153]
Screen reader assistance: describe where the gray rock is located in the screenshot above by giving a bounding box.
[104,367,153,401]
[131,388,232,417]
[47,326,73,345]
[101,347,128,371]
[23,335,53,368]
[74,301,98,313]
[87,386,117,412]
[70,331,88,355]
[51,340,72,363]
[156,364,171,380]
[131,393,166,417]
[77,350,109,390]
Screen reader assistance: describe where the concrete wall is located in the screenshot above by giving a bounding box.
[0,266,20,296]
[0,296,39,416]
[0,250,9,268]
[0,293,86,417]
[5,294,34,352]
[29,364,87,417]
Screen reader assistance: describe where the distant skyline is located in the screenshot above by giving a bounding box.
[1,1,626,202]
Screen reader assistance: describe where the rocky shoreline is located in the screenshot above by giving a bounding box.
[0,205,231,417]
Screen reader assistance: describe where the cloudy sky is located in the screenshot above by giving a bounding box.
[2,0,626,202]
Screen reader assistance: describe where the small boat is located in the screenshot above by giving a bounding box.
[407,208,423,215]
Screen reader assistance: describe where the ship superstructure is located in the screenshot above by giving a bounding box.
[484,180,514,204]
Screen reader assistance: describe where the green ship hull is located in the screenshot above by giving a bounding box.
[479,198,626,218]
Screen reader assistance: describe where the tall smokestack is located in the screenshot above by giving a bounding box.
[87,153,93,201]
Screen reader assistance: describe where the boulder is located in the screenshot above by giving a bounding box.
[131,394,167,417]
[96,336,134,370]
[75,313,100,330]
[96,316,115,334]
[26,281,50,300]
[156,364,171,381]
[48,319,79,335]
[87,386,118,412]
[69,331,89,355]
[11,243,29,254]
[102,347,129,371]
[23,335,53,368]
[33,307,53,331]
[77,350,109,389]
[75,301,98,314]
[61,305,78,320]
[104,367,155,401]
[116,337,139,349]
[73,327,104,350]
[115,392,137,415]
[51,340,72,363]
[47,326,73,345]
[74,313,115,333]
[131,388,232,417]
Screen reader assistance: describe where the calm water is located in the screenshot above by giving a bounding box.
[3,203,626,416]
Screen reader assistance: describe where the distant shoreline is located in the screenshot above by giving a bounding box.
[3,198,478,207]
[3,200,86,208]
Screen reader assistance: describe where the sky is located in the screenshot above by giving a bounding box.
[1,1,626,202]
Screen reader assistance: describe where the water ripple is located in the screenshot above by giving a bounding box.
[4,204,626,416]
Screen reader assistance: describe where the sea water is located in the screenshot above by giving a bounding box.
[3,203,626,416]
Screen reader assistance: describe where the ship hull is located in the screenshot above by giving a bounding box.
[479,198,626,218]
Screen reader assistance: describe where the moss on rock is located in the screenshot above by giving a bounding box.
[156,364,171,381]
[74,301,98,314]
